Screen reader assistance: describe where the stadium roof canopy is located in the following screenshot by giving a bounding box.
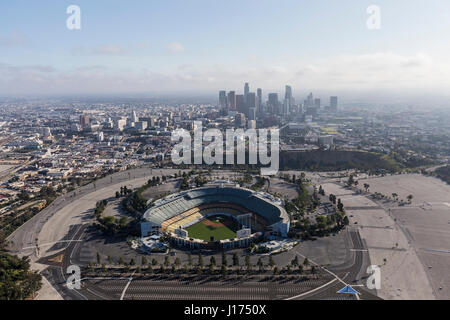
[143,186,289,227]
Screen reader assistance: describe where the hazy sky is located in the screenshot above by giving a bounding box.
[1,0,450,102]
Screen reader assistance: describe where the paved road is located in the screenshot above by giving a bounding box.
[7,167,380,300]
[7,167,185,258]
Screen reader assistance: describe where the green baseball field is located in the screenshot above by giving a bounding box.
[185,215,239,241]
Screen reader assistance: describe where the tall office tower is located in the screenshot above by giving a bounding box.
[268,93,279,114]
[244,82,250,103]
[314,98,321,109]
[305,92,313,108]
[236,94,246,114]
[227,91,236,111]
[284,85,295,116]
[80,115,90,128]
[330,96,338,112]
[285,85,292,100]
[219,90,228,110]
[283,98,290,117]
[248,108,257,121]
[257,88,262,114]
[246,92,257,118]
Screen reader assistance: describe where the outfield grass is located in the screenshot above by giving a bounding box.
[185,216,238,241]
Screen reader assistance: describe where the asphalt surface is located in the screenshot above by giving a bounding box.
[7,167,381,300]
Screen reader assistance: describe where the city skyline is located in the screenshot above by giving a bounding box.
[1,0,450,105]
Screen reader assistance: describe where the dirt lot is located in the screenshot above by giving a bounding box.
[345,173,450,299]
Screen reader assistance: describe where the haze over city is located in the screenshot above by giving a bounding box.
[1,0,450,306]
[1,0,450,105]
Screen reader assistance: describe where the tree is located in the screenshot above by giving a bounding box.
[147,265,153,275]
[245,256,252,271]
[118,257,124,266]
[311,265,316,275]
[318,185,325,196]
[187,253,193,266]
[232,253,239,267]
[407,194,413,204]
[164,256,170,267]
[273,266,279,275]
[363,183,370,192]
[221,265,228,276]
[337,199,344,212]
[141,256,148,266]
[209,256,216,266]
[198,254,204,267]
[269,256,275,268]
[343,216,350,226]
[257,258,264,272]
[303,258,309,267]
[196,266,202,275]
[130,258,136,266]
[0,253,42,300]
[221,252,227,266]
[152,258,158,266]
[96,252,101,265]
[347,175,355,186]
[286,265,292,275]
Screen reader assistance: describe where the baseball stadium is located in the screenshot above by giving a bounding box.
[141,184,290,250]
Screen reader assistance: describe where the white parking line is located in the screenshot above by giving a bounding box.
[120,271,136,300]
